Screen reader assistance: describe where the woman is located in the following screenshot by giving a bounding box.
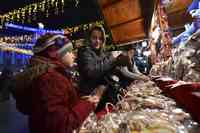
[15,33,103,133]
[77,25,130,95]
[77,25,136,112]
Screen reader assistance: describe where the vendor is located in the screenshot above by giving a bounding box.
[77,25,149,112]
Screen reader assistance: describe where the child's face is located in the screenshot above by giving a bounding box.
[61,52,75,67]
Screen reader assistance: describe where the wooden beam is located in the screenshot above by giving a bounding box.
[102,0,142,27]
[111,18,146,44]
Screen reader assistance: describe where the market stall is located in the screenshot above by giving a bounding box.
[1,0,200,133]
[76,0,200,132]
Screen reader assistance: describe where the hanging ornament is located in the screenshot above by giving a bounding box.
[38,3,42,12]
[8,12,12,21]
[61,0,64,13]
[21,8,25,23]
[83,24,88,31]
[10,14,14,21]
[13,10,17,21]
[41,1,45,12]
[51,0,55,7]
[28,5,32,17]
[46,9,49,18]
[74,27,79,32]
[5,15,9,22]
[33,4,37,20]
[33,4,37,12]
[55,0,59,15]
[27,6,32,23]
[16,10,20,22]
[75,0,79,7]
[0,17,4,25]
[45,0,50,17]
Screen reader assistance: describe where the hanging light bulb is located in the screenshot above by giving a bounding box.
[61,0,64,13]
[51,0,55,7]
[55,0,59,15]
[5,15,9,22]
[28,5,32,16]
[0,16,4,25]
[46,10,49,18]
[45,0,50,17]
[21,8,25,23]
[41,1,45,12]
[33,4,37,12]
[33,4,37,20]
[75,0,79,7]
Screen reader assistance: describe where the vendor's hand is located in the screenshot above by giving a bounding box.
[141,75,150,81]
[81,85,106,102]
[91,85,106,97]
[80,95,100,107]
[111,51,122,58]
[86,95,101,105]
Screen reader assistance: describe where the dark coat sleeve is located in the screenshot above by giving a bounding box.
[115,66,144,81]
[37,72,95,133]
[78,48,117,79]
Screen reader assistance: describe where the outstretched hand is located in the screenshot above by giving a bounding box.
[111,51,122,58]
[81,85,106,106]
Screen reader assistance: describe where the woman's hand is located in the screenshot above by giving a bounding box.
[86,95,100,105]
[81,85,106,107]
[111,51,122,58]
[140,75,150,81]
[80,95,100,107]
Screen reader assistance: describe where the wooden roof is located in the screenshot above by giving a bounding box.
[97,0,195,44]
[97,0,155,44]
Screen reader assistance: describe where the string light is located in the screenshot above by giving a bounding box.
[64,21,104,35]
[5,23,64,34]
[0,0,68,25]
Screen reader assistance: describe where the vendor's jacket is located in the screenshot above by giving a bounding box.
[77,46,117,95]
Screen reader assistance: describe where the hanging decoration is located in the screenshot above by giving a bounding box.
[64,21,104,36]
[0,0,81,25]
[149,0,173,64]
